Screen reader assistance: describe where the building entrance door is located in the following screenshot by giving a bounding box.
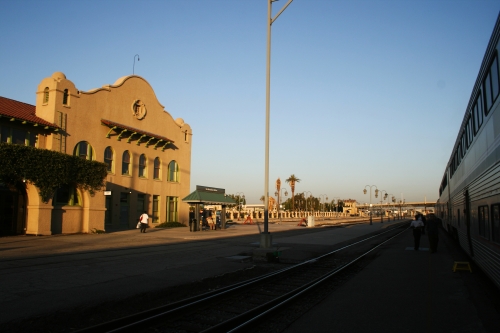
[0,184,26,236]
[119,192,130,227]
[105,195,112,226]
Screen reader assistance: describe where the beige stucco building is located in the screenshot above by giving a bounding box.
[0,72,192,236]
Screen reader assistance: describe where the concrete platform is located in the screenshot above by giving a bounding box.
[283,226,500,333]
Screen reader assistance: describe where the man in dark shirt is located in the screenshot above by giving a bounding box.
[426,213,441,253]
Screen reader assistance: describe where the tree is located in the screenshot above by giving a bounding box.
[285,174,300,210]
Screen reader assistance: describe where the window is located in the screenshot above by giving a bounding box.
[484,55,499,114]
[153,195,160,223]
[1,126,9,143]
[473,93,483,134]
[122,151,131,175]
[166,196,178,222]
[74,141,93,160]
[43,87,49,104]
[54,184,80,206]
[63,89,69,105]
[492,204,500,243]
[168,160,179,182]
[104,147,113,173]
[139,154,147,177]
[467,115,473,147]
[0,126,36,146]
[457,209,460,227]
[154,157,161,179]
[478,205,490,239]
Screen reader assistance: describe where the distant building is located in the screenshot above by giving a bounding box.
[342,199,358,214]
[0,72,192,236]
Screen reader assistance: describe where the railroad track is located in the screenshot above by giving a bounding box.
[75,221,410,333]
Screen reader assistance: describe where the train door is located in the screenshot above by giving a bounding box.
[464,190,474,257]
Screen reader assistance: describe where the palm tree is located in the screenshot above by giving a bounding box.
[285,174,301,210]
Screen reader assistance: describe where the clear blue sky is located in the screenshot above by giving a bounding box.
[1,0,499,205]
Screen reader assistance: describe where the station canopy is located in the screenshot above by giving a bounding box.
[182,185,237,205]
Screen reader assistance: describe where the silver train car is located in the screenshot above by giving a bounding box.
[437,13,500,290]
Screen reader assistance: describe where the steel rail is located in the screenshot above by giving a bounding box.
[75,221,410,333]
[222,226,409,333]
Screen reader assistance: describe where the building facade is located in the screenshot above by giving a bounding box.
[0,72,192,236]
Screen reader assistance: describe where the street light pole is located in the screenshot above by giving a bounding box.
[263,0,293,248]
[363,185,378,225]
[235,192,245,221]
[275,188,288,224]
[332,197,340,218]
[319,194,328,218]
[375,189,388,223]
[304,191,312,216]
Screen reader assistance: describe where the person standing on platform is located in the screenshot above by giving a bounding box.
[410,214,424,250]
[421,214,427,235]
[139,211,149,233]
[426,213,440,253]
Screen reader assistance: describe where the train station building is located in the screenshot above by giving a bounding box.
[0,72,192,236]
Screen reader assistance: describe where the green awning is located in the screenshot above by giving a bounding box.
[182,186,237,205]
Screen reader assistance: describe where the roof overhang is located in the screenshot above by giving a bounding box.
[182,186,237,205]
[101,119,174,150]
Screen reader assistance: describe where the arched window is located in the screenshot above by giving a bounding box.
[122,151,131,175]
[63,89,69,105]
[154,157,161,179]
[139,154,147,177]
[167,160,179,182]
[104,147,114,173]
[74,141,94,160]
[43,87,49,104]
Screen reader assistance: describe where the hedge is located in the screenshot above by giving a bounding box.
[0,143,108,202]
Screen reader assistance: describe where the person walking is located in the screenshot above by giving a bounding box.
[426,213,440,253]
[139,211,149,233]
[410,214,424,250]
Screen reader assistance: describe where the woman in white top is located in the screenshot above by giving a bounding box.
[139,211,149,233]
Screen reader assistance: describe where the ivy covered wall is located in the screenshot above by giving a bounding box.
[0,143,107,201]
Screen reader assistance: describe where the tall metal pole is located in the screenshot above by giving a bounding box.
[262,0,293,248]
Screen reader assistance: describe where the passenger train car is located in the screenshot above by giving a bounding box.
[437,13,500,290]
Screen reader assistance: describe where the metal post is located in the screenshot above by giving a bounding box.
[262,0,293,249]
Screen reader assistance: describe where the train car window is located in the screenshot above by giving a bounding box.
[467,115,473,146]
[457,208,460,228]
[461,133,466,157]
[457,144,462,165]
[473,93,484,134]
[491,204,500,243]
[478,205,490,239]
[484,56,499,115]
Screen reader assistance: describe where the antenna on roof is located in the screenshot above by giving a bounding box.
[133,54,140,74]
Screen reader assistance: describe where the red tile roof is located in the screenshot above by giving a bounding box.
[0,96,59,129]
